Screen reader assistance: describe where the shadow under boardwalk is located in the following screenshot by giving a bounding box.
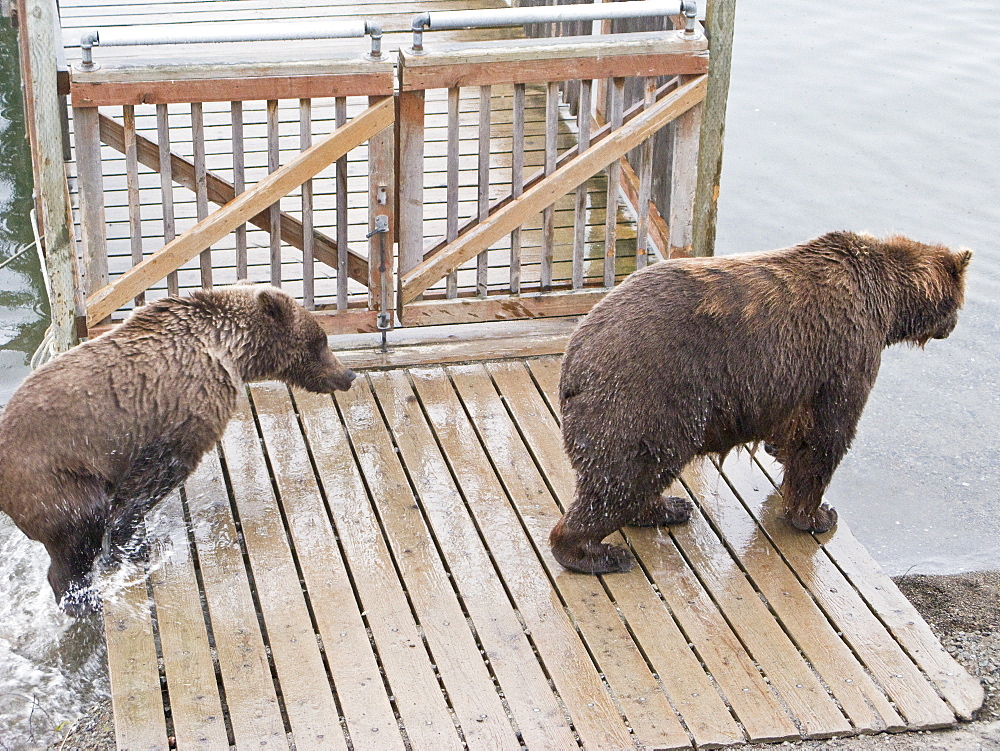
[102,355,983,750]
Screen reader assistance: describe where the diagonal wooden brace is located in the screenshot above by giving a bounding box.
[97,113,370,286]
[399,75,707,305]
[86,97,395,328]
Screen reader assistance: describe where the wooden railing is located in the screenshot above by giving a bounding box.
[66,16,711,337]
[395,26,708,326]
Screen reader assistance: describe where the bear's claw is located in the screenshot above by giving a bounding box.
[787,503,838,534]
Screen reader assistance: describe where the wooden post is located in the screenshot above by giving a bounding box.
[22,0,79,349]
[368,95,394,317]
[395,88,425,308]
[692,0,737,257]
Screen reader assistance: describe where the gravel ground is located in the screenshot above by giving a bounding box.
[49,571,999,750]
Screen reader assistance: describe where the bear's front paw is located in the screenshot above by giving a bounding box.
[787,503,838,534]
[552,540,634,575]
[629,495,693,527]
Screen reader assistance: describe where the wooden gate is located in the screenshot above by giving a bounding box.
[66,9,711,338]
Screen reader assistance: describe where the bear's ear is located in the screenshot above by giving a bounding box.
[256,288,292,324]
[950,248,973,278]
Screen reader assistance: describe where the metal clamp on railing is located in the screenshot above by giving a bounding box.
[78,19,384,71]
[410,0,698,53]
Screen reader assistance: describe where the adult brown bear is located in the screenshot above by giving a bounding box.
[552,232,971,575]
[0,284,356,614]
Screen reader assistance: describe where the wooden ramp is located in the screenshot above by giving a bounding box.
[103,347,983,750]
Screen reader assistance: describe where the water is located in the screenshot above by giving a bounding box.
[0,0,998,743]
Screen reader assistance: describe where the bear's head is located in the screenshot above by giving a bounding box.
[245,286,356,393]
[883,236,972,347]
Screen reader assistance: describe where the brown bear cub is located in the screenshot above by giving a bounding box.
[552,232,971,575]
[0,284,355,614]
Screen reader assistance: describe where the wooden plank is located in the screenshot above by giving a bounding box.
[476,84,491,297]
[524,357,801,743]
[692,0,735,257]
[97,112,370,287]
[724,453,962,729]
[370,369,577,749]
[749,454,985,722]
[191,102,212,288]
[248,383,405,750]
[634,77,656,270]
[409,367,640,750]
[70,72,394,107]
[571,78,591,289]
[396,89,426,279]
[510,83,524,293]
[267,99,281,286]
[73,105,110,296]
[23,0,78,350]
[603,77,624,286]
[366,94,393,314]
[104,577,170,750]
[397,31,708,90]
[400,287,606,327]
[148,492,229,748]
[300,99,315,307]
[335,96,348,308]
[687,458,907,733]
[124,104,145,305]
[86,97,394,325]
[293,389,466,750]
[183,450,288,749]
[493,359,753,747]
[446,86,460,297]
[155,103,179,295]
[448,363,692,749]
[540,80,558,290]
[219,393,347,749]
[340,376,523,749]
[668,85,701,257]
[400,75,707,304]
[231,100,248,281]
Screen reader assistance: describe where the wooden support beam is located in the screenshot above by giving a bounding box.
[22,0,80,350]
[692,0,737,257]
[97,113,370,286]
[398,31,708,90]
[400,75,707,305]
[86,97,394,327]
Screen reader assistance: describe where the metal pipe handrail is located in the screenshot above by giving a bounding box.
[78,19,384,70]
[411,0,698,52]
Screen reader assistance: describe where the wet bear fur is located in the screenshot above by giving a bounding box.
[0,284,356,613]
[552,232,971,574]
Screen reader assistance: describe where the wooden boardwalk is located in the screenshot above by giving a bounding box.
[104,344,983,750]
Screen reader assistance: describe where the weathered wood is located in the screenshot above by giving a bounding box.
[540,80,558,290]
[692,0,736,257]
[123,105,145,306]
[250,383,406,749]
[24,0,78,349]
[230,100,247,281]
[398,31,708,90]
[400,287,605,327]
[400,75,707,303]
[104,577,170,751]
[396,89,426,280]
[571,78,591,289]
[300,99,315,307]
[367,95,394,314]
[86,97,394,326]
[668,80,702,257]
[446,86,460,297]
[295,389,466,750]
[267,99,281,286]
[634,77,656,270]
[70,72,394,107]
[510,83,525,293]
[476,84,491,297]
[183,450,288,749]
[148,492,230,748]
[97,112,370,286]
[603,76,625,286]
[74,106,110,296]
[220,393,347,749]
[155,103,179,294]
[191,102,212,288]
[335,96,348,308]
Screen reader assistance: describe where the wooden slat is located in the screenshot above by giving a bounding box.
[603,77,624,285]
[509,82,524,293]
[155,103,179,295]
[540,80,558,290]
[73,105,109,296]
[449,363,694,749]
[267,99,281,286]
[409,367,639,750]
[634,77,655,270]
[371,369,578,749]
[97,112,370,287]
[220,393,347,749]
[104,577,170,751]
[445,85,460,298]
[399,75,707,303]
[399,287,606,327]
[231,100,248,280]
[397,31,708,90]
[340,374,525,750]
[86,97,394,326]
[300,99,315,307]
[748,454,984,722]
[249,383,405,750]
[183,450,288,749]
[524,357,801,743]
[335,96,348,308]
[721,453,961,729]
[71,72,394,107]
[123,104,145,306]
[148,492,230,748]
[396,89,426,278]
[668,81,701,257]
[688,459,907,733]
[366,94,394,314]
[476,84,491,297]
[190,102,212,288]
[294,389,466,750]
[571,78,591,289]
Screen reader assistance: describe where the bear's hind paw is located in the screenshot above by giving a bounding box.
[787,503,838,534]
[629,495,694,527]
[552,541,634,575]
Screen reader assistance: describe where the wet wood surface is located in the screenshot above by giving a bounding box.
[102,353,981,749]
